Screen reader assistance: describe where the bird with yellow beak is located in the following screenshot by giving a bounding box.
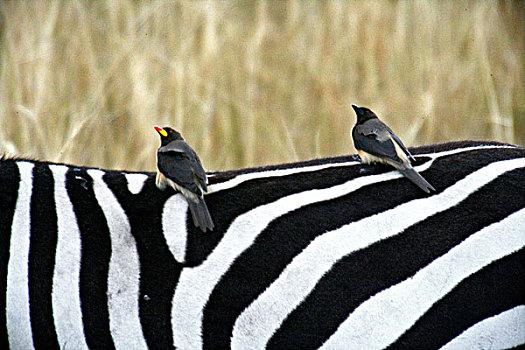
[154,125,214,232]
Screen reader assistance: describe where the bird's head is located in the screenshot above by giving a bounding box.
[154,126,184,146]
[351,104,378,123]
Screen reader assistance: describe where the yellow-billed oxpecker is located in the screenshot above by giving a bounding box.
[154,126,214,232]
[351,105,435,193]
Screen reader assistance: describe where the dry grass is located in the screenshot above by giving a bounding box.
[0,1,523,172]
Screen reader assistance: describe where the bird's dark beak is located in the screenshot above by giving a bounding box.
[351,104,364,116]
[154,125,168,137]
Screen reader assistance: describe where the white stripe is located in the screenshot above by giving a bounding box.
[422,144,515,161]
[125,173,148,195]
[321,208,525,349]
[231,157,525,349]
[207,161,358,193]
[163,194,189,263]
[50,165,89,350]
[88,170,148,350]
[208,145,514,193]
[171,147,516,349]
[440,305,525,350]
[6,162,35,350]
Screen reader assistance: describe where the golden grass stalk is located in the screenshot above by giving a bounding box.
[0,1,523,171]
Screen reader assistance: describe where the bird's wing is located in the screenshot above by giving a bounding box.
[184,147,208,192]
[384,124,415,161]
[158,140,208,193]
[353,120,401,162]
[157,152,201,195]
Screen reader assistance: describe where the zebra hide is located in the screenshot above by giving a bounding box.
[1,140,524,350]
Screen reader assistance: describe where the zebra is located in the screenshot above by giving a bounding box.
[1,140,524,350]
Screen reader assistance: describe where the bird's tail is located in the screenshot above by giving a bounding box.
[188,197,215,232]
[398,166,436,194]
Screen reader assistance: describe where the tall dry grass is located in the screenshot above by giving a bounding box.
[0,1,523,171]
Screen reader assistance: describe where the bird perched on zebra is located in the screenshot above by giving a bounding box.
[351,105,435,193]
[154,125,214,232]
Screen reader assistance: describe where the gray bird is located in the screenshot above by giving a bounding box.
[351,105,435,193]
[154,126,214,232]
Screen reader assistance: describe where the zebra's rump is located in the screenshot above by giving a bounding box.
[1,140,524,349]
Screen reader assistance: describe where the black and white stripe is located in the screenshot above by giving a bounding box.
[1,141,524,349]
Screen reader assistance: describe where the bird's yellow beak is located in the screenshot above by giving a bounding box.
[154,125,168,137]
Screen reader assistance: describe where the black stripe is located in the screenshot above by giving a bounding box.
[67,168,115,349]
[268,168,525,349]
[389,248,525,349]
[207,154,359,182]
[105,173,180,350]
[0,160,20,350]
[28,163,59,349]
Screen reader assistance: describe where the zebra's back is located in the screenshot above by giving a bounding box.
[1,140,524,349]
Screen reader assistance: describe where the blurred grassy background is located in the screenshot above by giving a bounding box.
[0,1,523,172]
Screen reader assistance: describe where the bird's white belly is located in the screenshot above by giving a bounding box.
[357,150,393,165]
